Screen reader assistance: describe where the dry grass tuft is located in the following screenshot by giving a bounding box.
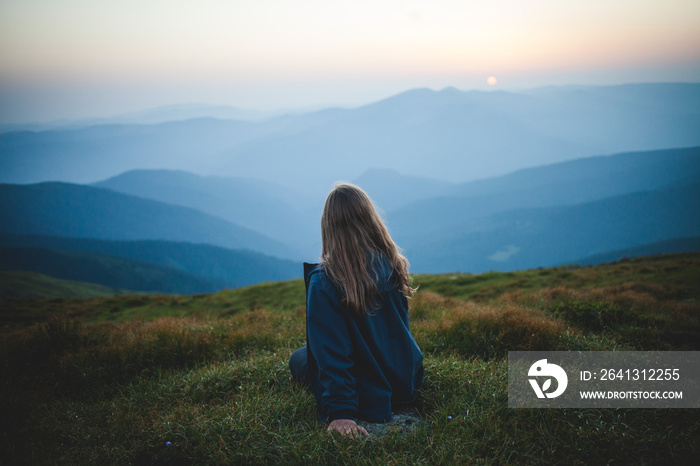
[504,283,700,349]
[411,291,567,359]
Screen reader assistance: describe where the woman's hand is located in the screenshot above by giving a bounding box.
[327,419,369,438]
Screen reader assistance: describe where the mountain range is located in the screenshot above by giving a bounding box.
[210,84,700,196]
[1,83,699,294]
[2,145,699,286]
[2,83,699,197]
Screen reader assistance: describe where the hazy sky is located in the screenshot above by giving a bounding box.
[1,0,699,123]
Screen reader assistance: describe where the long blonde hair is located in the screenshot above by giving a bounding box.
[321,183,415,314]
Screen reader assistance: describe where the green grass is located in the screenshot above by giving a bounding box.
[0,279,306,328]
[413,253,700,302]
[1,253,699,464]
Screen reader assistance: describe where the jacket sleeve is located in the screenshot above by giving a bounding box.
[306,274,358,421]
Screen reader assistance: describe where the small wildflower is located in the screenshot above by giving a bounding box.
[165,441,172,447]
[447,416,452,420]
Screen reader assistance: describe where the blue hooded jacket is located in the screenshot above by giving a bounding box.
[304,256,424,423]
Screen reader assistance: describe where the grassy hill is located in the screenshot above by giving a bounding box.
[0,270,134,299]
[570,236,700,266]
[0,233,302,293]
[0,182,296,260]
[0,246,219,294]
[1,253,698,464]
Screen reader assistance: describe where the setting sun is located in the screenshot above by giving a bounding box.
[487,76,498,86]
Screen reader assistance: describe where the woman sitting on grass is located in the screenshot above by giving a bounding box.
[289,183,424,438]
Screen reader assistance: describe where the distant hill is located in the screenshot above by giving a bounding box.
[0,247,216,294]
[92,169,318,253]
[0,118,274,185]
[0,104,275,135]
[386,146,700,238]
[0,233,302,291]
[401,183,700,273]
[451,146,700,199]
[94,103,274,125]
[568,237,700,266]
[352,169,455,212]
[0,182,297,260]
[0,270,134,299]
